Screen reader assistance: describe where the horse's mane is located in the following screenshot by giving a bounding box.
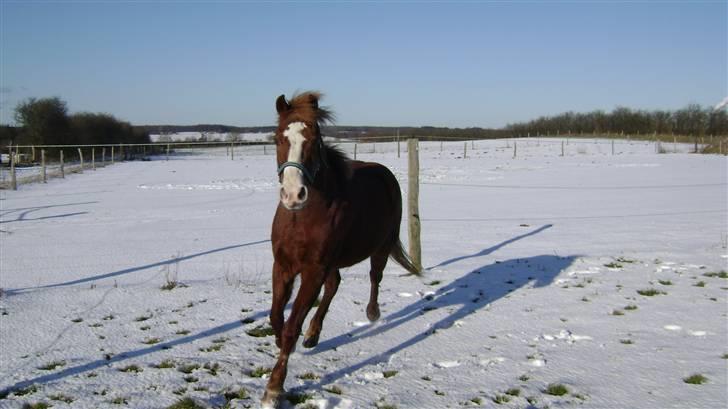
[286,91,335,127]
[323,143,350,182]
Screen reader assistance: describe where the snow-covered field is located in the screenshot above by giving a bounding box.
[0,139,726,409]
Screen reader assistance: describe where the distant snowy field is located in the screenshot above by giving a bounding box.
[149,132,272,143]
[0,139,726,409]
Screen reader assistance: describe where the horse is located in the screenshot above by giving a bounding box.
[261,91,420,407]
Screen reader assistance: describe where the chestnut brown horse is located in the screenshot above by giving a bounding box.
[262,92,420,407]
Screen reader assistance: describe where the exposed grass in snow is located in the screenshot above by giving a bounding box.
[637,288,665,296]
[166,396,206,409]
[684,374,709,385]
[245,324,274,337]
[543,383,569,396]
[37,360,65,371]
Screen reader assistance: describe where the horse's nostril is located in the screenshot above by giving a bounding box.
[298,186,308,201]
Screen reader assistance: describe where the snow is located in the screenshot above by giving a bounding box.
[0,139,726,408]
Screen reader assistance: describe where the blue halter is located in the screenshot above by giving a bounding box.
[276,137,326,184]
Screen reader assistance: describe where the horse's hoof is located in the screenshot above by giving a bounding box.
[302,334,319,348]
[262,388,282,409]
[367,305,380,322]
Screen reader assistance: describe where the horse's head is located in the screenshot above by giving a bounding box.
[274,92,333,210]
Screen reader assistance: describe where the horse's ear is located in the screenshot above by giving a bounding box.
[308,94,318,110]
[276,94,290,114]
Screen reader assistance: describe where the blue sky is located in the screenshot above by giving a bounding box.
[1,1,725,128]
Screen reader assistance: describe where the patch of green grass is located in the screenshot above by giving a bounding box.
[620,339,634,345]
[88,322,103,328]
[375,402,398,409]
[49,393,74,403]
[703,271,728,279]
[203,362,219,376]
[211,337,228,344]
[135,314,153,322]
[21,403,51,409]
[383,370,398,378]
[286,392,313,405]
[658,280,673,286]
[176,329,191,335]
[71,317,83,323]
[154,359,176,369]
[427,280,442,286]
[616,257,637,263]
[544,383,569,396]
[624,304,638,311]
[139,325,151,331]
[518,374,530,382]
[177,363,200,374]
[223,387,249,401]
[637,288,665,296]
[169,320,179,325]
[434,390,445,396]
[248,366,272,378]
[241,317,255,324]
[245,325,274,337]
[572,393,588,401]
[103,314,115,321]
[119,364,143,373]
[470,397,483,405]
[505,388,521,397]
[693,281,706,288]
[108,396,129,405]
[612,310,625,316]
[324,385,342,395]
[492,394,510,404]
[421,376,432,381]
[172,387,187,396]
[297,372,320,380]
[166,397,206,409]
[13,385,39,397]
[142,337,161,345]
[683,374,708,385]
[183,375,198,383]
[604,262,623,269]
[581,296,590,302]
[199,344,223,353]
[721,353,728,359]
[38,360,66,371]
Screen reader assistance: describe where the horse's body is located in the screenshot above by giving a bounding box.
[262,92,419,407]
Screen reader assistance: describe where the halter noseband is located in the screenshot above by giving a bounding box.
[277,136,327,184]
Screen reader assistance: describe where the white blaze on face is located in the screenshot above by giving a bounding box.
[280,122,308,209]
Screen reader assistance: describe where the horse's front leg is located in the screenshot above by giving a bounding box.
[262,268,326,408]
[270,262,294,348]
[303,268,341,348]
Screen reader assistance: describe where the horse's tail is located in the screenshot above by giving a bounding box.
[390,238,422,276]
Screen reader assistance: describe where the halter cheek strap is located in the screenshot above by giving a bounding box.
[276,137,326,184]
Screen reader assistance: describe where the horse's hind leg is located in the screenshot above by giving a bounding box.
[303,269,341,348]
[367,249,389,321]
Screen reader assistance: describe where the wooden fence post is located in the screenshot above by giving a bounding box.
[60,150,65,178]
[166,144,170,161]
[102,147,106,165]
[407,139,422,271]
[561,140,564,156]
[9,146,17,190]
[397,130,401,158]
[111,146,115,164]
[78,148,84,173]
[611,139,614,155]
[463,142,467,159]
[41,149,47,183]
[32,146,36,162]
[513,141,517,158]
[354,143,357,160]
[92,148,96,170]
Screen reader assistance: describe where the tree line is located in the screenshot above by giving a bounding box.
[1,97,150,148]
[506,104,728,137]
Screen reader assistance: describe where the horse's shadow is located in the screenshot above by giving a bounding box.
[304,229,577,387]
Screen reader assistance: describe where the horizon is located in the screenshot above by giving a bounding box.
[1,1,725,128]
